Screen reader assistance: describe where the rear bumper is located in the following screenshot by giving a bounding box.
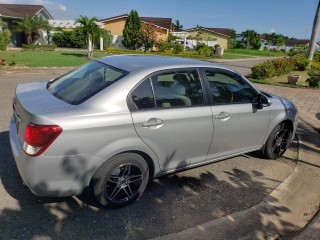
[9,116,103,197]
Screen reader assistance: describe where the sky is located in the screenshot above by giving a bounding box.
[1,0,319,39]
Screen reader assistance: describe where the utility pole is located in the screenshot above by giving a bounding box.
[307,0,320,60]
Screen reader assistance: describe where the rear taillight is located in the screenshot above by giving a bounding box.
[23,123,63,156]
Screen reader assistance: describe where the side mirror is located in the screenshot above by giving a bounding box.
[257,93,272,109]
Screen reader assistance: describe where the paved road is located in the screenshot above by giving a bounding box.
[0,68,298,239]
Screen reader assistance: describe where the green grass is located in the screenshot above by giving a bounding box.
[249,70,309,88]
[225,48,287,57]
[0,50,108,67]
[0,47,287,68]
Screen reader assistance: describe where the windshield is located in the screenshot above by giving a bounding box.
[47,61,128,105]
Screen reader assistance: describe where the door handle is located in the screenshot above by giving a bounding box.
[142,118,164,128]
[214,112,231,121]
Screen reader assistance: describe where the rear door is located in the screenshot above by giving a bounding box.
[202,68,270,160]
[130,69,213,172]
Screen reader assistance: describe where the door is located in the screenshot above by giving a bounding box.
[202,68,270,160]
[130,69,213,172]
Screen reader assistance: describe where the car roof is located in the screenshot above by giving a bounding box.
[97,55,217,72]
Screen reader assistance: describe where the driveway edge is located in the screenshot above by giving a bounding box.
[154,121,320,240]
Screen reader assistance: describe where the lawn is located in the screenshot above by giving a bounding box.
[250,70,309,88]
[0,51,108,67]
[0,48,287,68]
[225,49,287,57]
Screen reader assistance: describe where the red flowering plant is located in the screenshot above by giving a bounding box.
[140,22,162,51]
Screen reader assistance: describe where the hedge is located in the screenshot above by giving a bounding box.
[251,57,310,79]
[22,44,57,51]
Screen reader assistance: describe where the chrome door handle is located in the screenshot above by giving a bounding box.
[214,112,230,121]
[142,118,164,128]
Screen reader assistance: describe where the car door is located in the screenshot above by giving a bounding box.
[129,69,213,172]
[202,68,270,160]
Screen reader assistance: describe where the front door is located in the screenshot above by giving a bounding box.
[202,68,270,160]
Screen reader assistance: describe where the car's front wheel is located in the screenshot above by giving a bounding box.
[264,123,292,159]
[92,153,149,207]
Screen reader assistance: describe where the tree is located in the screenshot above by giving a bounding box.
[265,32,286,48]
[307,0,320,61]
[76,15,99,58]
[174,19,183,31]
[241,29,261,50]
[228,29,237,49]
[14,16,33,44]
[140,22,160,51]
[122,10,143,50]
[14,15,50,44]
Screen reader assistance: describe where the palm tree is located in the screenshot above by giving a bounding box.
[14,15,50,44]
[174,20,183,31]
[307,0,320,60]
[76,15,99,58]
[14,16,33,44]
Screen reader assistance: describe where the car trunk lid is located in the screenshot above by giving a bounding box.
[13,81,73,146]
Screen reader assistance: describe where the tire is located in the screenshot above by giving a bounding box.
[92,153,149,208]
[264,123,292,159]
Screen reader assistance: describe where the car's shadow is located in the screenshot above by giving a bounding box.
[0,130,300,240]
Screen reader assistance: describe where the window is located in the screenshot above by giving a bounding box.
[47,61,127,105]
[151,70,204,108]
[205,69,258,105]
[131,79,155,110]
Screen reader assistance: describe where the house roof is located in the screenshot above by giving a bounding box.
[184,27,232,37]
[99,14,172,30]
[140,17,172,30]
[0,4,53,19]
[285,39,310,45]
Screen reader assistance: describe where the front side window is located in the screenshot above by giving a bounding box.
[47,61,128,105]
[151,69,204,108]
[204,69,258,105]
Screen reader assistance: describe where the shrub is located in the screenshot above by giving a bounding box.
[195,42,212,56]
[251,61,276,79]
[306,68,320,88]
[22,44,57,51]
[287,44,307,57]
[95,29,113,50]
[273,58,295,75]
[52,29,86,48]
[292,56,309,71]
[0,29,11,51]
[311,61,320,69]
[313,52,320,62]
[172,43,184,54]
[157,40,172,52]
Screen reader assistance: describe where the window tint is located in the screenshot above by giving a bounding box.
[131,79,155,110]
[151,70,204,108]
[47,61,127,105]
[205,69,258,104]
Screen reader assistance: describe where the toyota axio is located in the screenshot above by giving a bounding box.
[10,55,298,207]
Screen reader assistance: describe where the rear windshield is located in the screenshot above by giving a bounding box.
[47,61,128,105]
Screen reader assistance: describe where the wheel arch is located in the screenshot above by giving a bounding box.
[122,150,155,180]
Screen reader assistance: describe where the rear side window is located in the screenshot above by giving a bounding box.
[47,61,128,105]
[151,70,204,108]
[131,79,155,110]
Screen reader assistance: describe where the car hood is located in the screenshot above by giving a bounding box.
[15,81,74,114]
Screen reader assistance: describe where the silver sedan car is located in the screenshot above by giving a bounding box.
[10,55,298,207]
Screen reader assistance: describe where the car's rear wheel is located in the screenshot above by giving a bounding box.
[264,123,292,159]
[92,153,149,208]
